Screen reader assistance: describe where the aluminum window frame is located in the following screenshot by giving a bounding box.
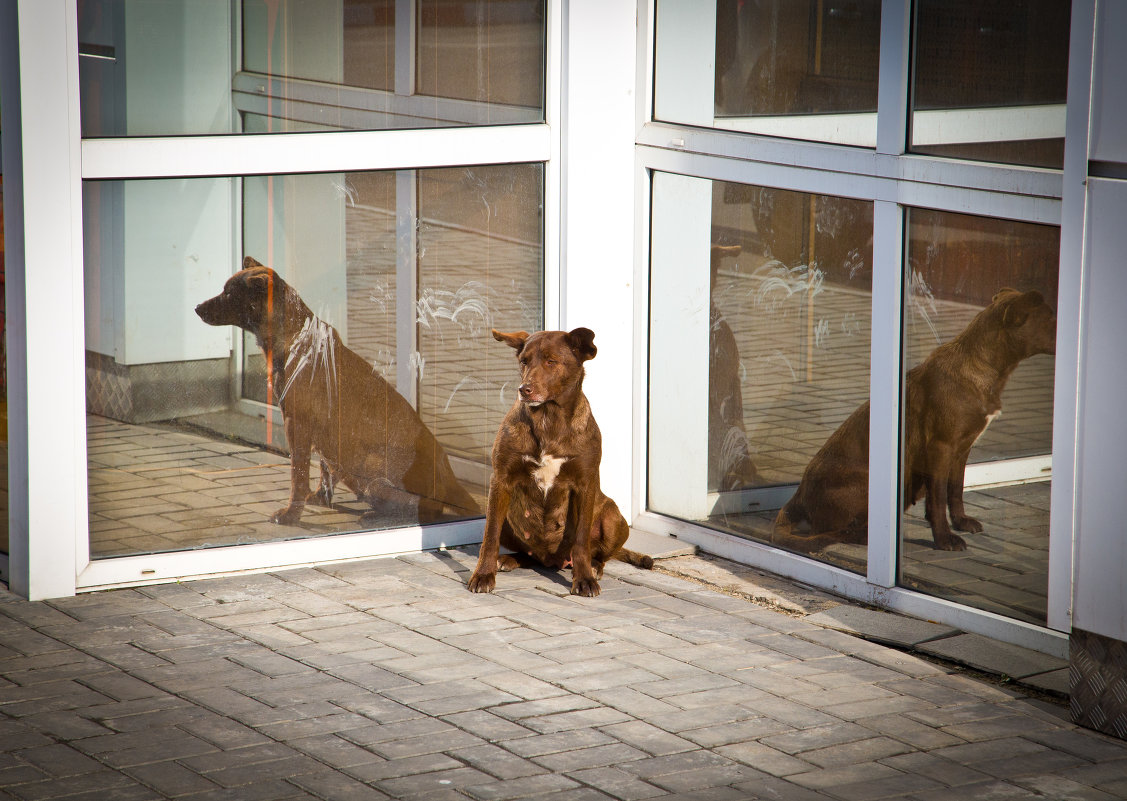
[633,0,1077,655]
[2,0,562,598]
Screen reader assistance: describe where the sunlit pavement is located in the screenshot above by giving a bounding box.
[0,546,1123,801]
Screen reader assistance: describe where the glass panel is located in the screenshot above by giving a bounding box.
[648,173,873,574]
[78,0,546,137]
[655,0,881,147]
[901,209,1058,625]
[910,1,1071,168]
[83,165,543,558]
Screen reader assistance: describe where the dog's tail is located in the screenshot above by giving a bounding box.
[613,548,654,570]
[771,502,864,554]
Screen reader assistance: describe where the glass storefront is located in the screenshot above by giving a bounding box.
[78,0,546,137]
[910,0,1071,168]
[648,173,873,574]
[900,210,1058,624]
[655,0,881,146]
[642,0,1071,644]
[84,165,542,558]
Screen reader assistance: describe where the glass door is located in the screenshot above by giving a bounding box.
[76,0,552,577]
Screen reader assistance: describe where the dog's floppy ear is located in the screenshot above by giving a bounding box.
[1001,290,1046,328]
[568,327,597,362]
[492,329,529,351]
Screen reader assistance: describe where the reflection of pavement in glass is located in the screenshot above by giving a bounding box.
[87,413,487,559]
[343,204,542,465]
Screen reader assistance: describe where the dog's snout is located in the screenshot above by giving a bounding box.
[518,384,533,399]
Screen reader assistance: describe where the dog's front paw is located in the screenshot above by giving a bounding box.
[571,576,601,597]
[270,505,304,525]
[306,487,333,507]
[951,515,984,534]
[934,532,968,551]
[467,571,496,594]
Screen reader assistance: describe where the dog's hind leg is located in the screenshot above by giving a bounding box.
[306,460,336,507]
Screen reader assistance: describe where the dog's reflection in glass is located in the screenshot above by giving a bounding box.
[196,256,479,527]
[773,288,1055,552]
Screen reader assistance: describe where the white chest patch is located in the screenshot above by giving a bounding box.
[525,453,567,495]
[973,410,1002,445]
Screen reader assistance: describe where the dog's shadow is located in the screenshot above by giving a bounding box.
[451,546,575,593]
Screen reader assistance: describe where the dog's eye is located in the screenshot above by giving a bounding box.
[545,359,557,366]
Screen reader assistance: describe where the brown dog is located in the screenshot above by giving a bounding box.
[773,288,1056,552]
[468,328,653,596]
[196,257,479,525]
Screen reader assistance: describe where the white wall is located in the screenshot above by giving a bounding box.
[1070,3,1127,642]
[562,0,637,511]
[1073,177,1127,640]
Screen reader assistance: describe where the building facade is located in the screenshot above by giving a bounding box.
[2,0,1126,737]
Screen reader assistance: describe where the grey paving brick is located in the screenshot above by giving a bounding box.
[597,720,696,757]
[713,742,814,777]
[564,767,665,800]
[463,773,580,801]
[288,734,384,770]
[450,743,547,780]
[345,752,464,783]
[287,771,391,800]
[799,735,912,768]
[679,716,796,748]
[178,743,302,775]
[252,711,377,742]
[201,755,327,789]
[19,710,112,741]
[1013,774,1123,801]
[878,751,991,787]
[618,749,736,780]
[646,704,765,736]
[440,710,535,742]
[1024,728,1127,762]
[760,722,874,756]
[805,605,959,648]
[930,736,1047,765]
[972,749,1086,780]
[367,729,485,760]
[787,761,903,791]
[14,745,102,778]
[532,743,649,773]
[856,713,965,750]
[918,633,1065,680]
[644,762,763,794]
[503,729,620,759]
[829,771,944,800]
[904,779,1044,800]
[339,717,455,748]
[522,707,635,735]
[124,760,221,797]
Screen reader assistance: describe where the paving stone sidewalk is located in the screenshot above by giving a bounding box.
[0,549,1125,801]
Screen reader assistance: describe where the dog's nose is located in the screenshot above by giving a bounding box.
[519,384,533,399]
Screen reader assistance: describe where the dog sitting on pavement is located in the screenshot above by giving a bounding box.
[468,327,653,597]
